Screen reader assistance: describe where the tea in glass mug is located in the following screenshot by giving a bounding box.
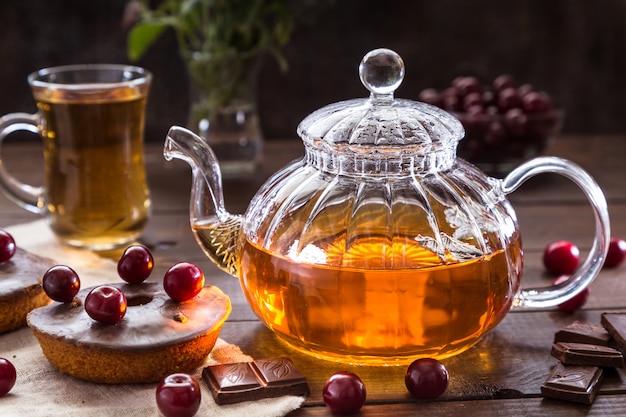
[0,64,152,250]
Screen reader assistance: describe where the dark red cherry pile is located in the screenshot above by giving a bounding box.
[323,358,450,414]
[41,244,205,325]
[542,236,626,312]
[418,75,562,169]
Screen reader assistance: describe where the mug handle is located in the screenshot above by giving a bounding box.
[501,156,610,309]
[0,112,45,214]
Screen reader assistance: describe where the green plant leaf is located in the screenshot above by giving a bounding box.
[127,21,170,62]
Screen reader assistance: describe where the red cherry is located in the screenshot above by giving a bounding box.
[503,108,528,136]
[605,237,626,268]
[117,244,154,284]
[543,240,580,275]
[441,90,461,111]
[462,92,484,111]
[156,373,201,417]
[405,358,449,399]
[497,87,523,113]
[418,88,443,108]
[163,262,205,302]
[553,275,589,312]
[0,358,16,397]
[322,371,366,415]
[84,285,127,324]
[0,230,16,263]
[465,104,486,116]
[482,90,496,106]
[42,265,81,303]
[521,91,554,113]
[492,74,517,93]
[453,76,482,97]
[484,121,506,145]
[517,83,535,97]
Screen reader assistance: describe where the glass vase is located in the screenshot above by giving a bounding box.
[187,56,263,178]
[191,98,262,177]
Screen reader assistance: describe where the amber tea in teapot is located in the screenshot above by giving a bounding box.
[170,49,609,365]
[238,234,522,362]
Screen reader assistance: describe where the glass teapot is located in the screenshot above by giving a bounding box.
[164,49,610,364]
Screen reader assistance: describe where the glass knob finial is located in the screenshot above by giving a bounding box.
[358,48,405,97]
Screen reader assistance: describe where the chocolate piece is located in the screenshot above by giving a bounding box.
[601,313,626,352]
[554,321,612,346]
[203,358,309,405]
[551,342,624,368]
[541,362,604,405]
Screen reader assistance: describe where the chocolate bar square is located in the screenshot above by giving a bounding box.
[601,313,626,352]
[541,362,603,405]
[554,321,612,346]
[551,342,624,368]
[203,358,309,405]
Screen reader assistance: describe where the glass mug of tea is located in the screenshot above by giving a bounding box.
[0,64,152,251]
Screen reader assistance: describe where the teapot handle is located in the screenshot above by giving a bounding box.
[501,156,610,309]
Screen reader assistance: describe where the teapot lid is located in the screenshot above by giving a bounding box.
[297,49,464,161]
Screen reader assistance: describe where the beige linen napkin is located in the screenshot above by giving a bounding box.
[0,220,305,417]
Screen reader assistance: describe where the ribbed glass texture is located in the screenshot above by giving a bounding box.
[244,153,519,269]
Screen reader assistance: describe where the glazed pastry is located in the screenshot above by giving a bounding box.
[0,248,55,334]
[27,282,231,384]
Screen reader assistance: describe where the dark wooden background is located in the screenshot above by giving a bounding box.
[1,0,626,141]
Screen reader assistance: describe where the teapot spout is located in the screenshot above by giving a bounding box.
[164,126,242,277]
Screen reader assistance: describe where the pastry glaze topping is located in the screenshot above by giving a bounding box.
[27,282,231,351]
[0,248,55,299]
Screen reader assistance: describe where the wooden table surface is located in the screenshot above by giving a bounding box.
[1,133,626,416]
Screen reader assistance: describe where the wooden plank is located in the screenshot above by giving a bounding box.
[505,134,626,204]
[515,204,626,251]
